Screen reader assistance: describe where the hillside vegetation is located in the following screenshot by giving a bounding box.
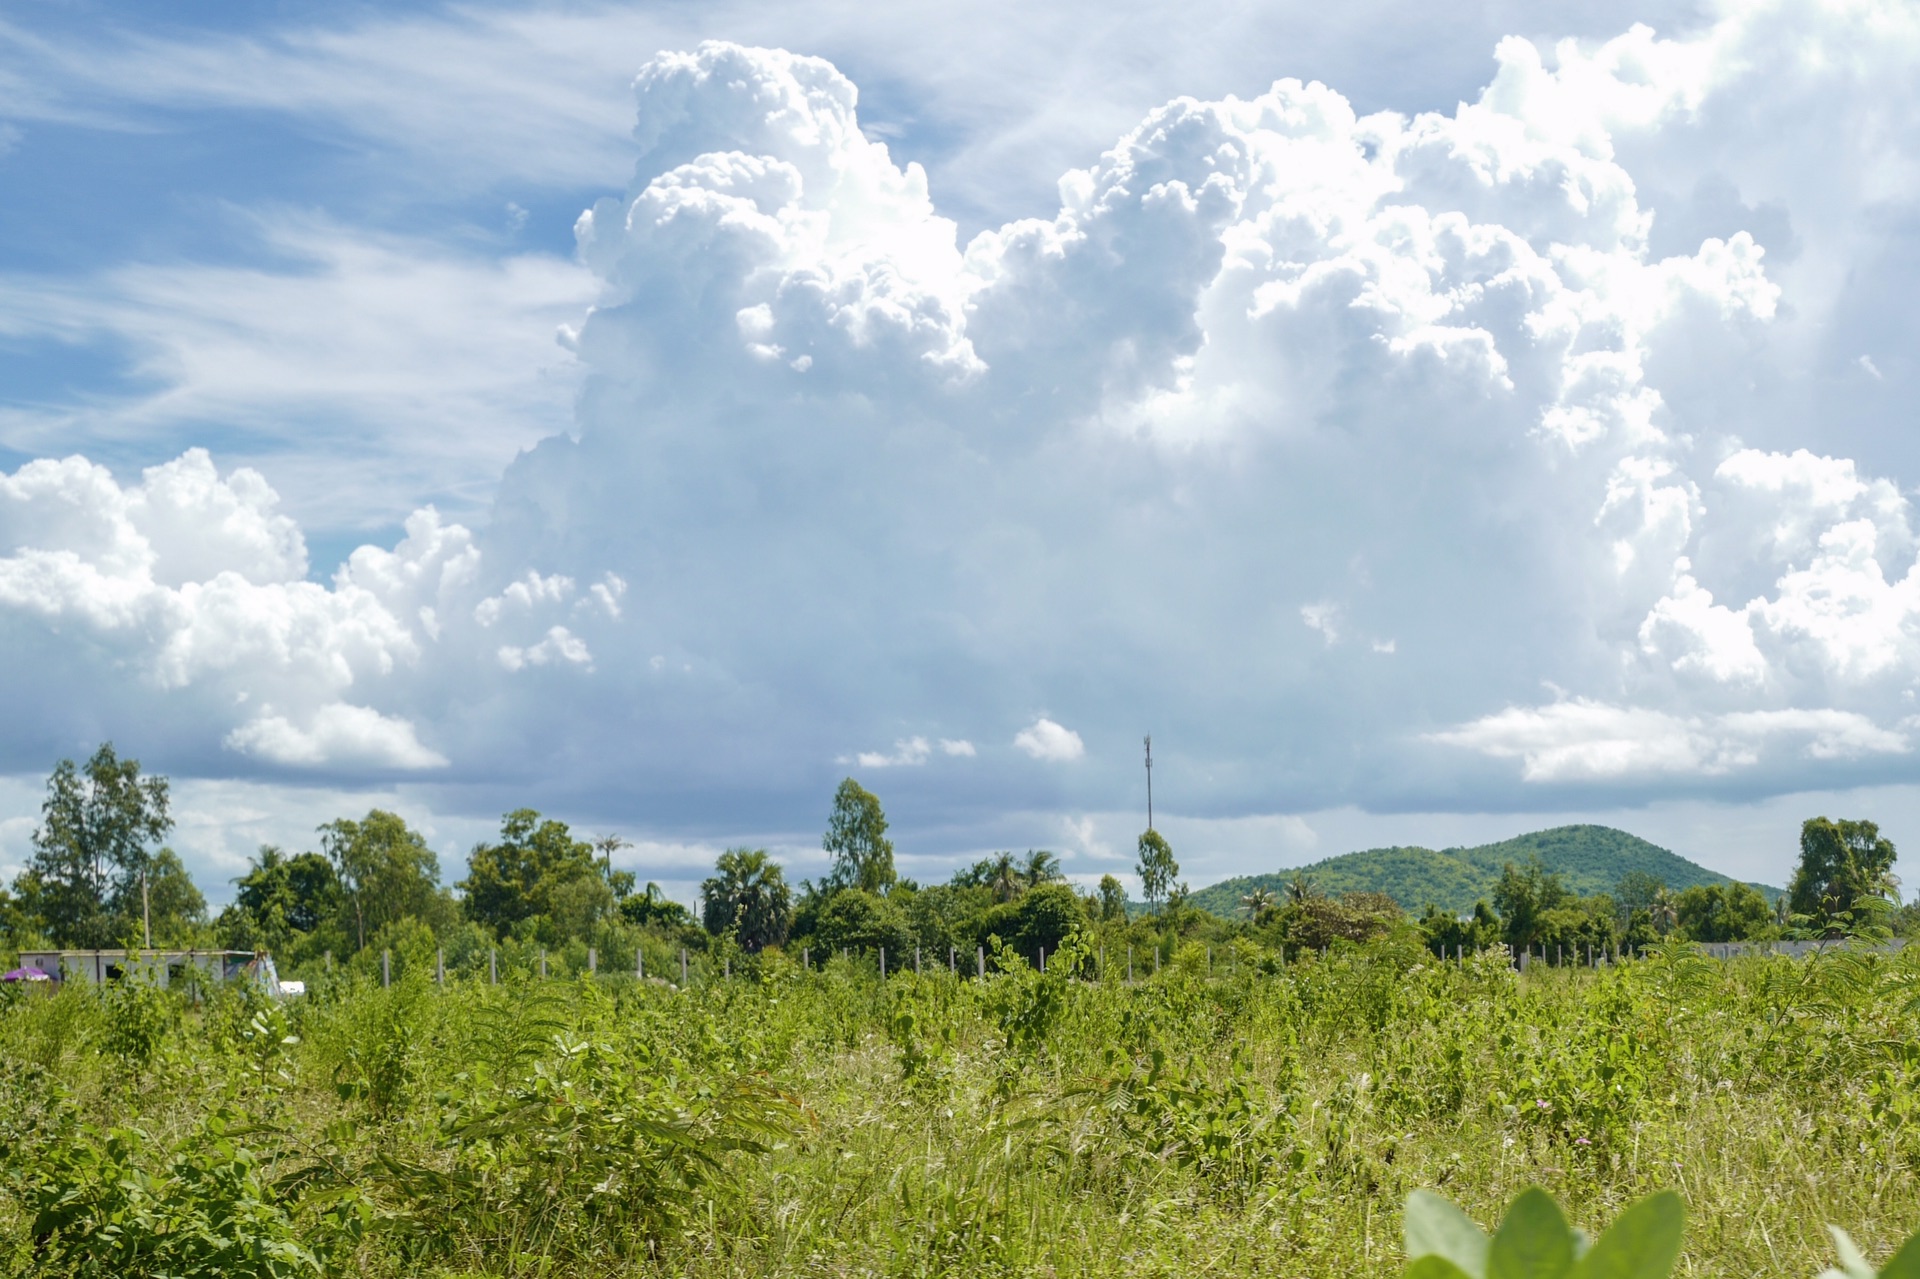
[1187,824,1780,917]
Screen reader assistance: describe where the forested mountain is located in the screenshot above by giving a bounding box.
[1185,825,1781,917]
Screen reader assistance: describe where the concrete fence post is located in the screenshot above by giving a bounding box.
[976,946,984,979]
[879,947,886,979]
[680,948,687,986]
[436,948,445,985]
[381,949,390,988]
[489,948,496,985]
[539,950,547,979]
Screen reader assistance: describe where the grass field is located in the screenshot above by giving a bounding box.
[3,935,1918,1278]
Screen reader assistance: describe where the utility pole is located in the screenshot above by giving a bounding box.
[1144,735,1154,831]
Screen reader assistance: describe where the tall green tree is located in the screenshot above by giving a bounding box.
[1613,870,1666,925]
[458,809,600,940]
[987,853,1021,903]
[1674,881,1774,943]
[321,810,444,951]
[823,779,896,894]
[1492,856,1569,951]
[620,881,696,931]
[701,849,793,951]
[136,849,206,945]
[1136,829,1178,910]
[1096,874,1128,922]
[1020,850,1062,888]
[27,743,173,947]
[1790,817,1898,935]
[223,845,341,952]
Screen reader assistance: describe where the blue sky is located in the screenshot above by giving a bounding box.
[4,0,1920,907]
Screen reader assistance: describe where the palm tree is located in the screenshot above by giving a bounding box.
[1650,886,1677,936]
[1021,850,1062,888]
[1241,886,1277,926]
[1284,874,1316,905]
[700,848,793,951]
[988,852,1021,903]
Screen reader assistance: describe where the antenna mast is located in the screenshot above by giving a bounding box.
[1144,734,1154,832]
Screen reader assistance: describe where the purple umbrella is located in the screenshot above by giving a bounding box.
[2,968,53,982]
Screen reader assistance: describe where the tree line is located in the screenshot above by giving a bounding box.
[0,746,1905,975]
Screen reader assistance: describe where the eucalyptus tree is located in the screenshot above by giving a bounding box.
[27,743,173,947]
[823,779,896,893]
[1136,829,1178,910]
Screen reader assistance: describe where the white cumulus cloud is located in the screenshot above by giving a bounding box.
[225,703,449,770]
[1014,718,1086,763]
[5,6,1920,844]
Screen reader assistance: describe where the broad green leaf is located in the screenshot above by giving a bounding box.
[1406,1189,1492,1279]
[1490,1187,1577,1279]
[1827,1228,1879,1279]
[1568,1191,1683,1279]
[1407,1254,1481,1279]
[1878,1232,1920,1279]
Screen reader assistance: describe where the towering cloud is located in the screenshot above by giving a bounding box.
[4,4,1920,839]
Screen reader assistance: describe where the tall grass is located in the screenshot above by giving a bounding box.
[2,937,1918,1276]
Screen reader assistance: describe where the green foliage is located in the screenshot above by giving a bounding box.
[1190,824,1779,918]
[26,743,174,947]
[98,976,176,1077]
[822,778,896,893]
[19,1113,330,1279]
[322,810,448,952]
[1137,827,1178,907]
[699,848,792,951]
[1404,1187,1684,1279]
[1823,1226,1920,1279]
[459,808,602,944]
[1277,889,1404,950]
[221,845,342,957]
[1420,900,1502,956]
[619,881,696,931]
[802,886,913,957]
[1675,880,1776,942]
[1793,817,1899,937]
[135,847,209,944]
[1492,857,1571,950]
[975,881,1087,963]
[13,887,1920,1278]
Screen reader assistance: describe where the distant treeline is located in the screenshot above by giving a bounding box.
[1,746,1907,978]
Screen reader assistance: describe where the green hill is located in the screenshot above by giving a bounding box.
[1184,824,1781,919]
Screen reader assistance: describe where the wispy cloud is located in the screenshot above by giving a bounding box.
[0,212,594,532]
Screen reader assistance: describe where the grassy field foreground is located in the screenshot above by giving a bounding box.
[2,937,1917,1278]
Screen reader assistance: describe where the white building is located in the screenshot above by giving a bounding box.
[13,949,282,995]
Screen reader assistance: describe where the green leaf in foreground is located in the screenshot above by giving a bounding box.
[1489,1188,1577,1279]
[1569,1190,1683,1279]
[1823,1227,1920,1279]
[1408,1188,1685,1279]
[1406,1188,1492,1279]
